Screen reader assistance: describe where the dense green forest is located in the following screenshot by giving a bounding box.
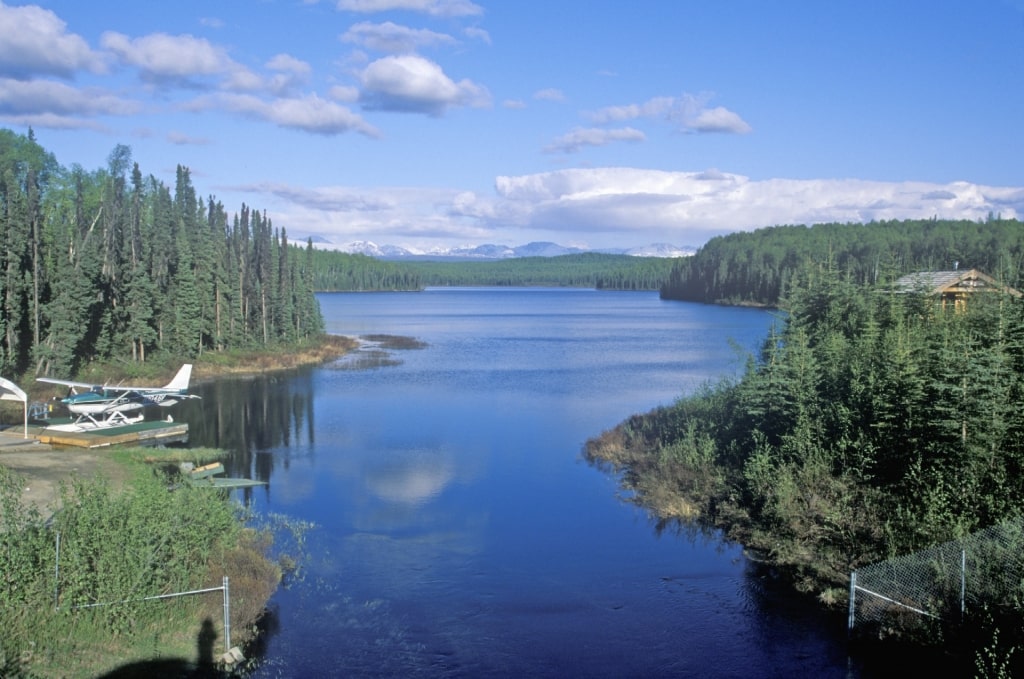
[404,252,676,289]
[0,128,323,382]
[309,250,423,291]
[309,251,677,291]
[588,264,1024,605]
[661,218,1024,306]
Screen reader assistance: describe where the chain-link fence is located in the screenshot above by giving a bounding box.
[848,517,1024,637]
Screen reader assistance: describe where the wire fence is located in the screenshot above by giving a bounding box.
[848,517,1024,637]
[52,532,235,656]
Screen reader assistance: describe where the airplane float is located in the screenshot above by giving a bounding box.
[37,364,200,427]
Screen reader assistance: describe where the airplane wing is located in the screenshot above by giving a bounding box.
[37,364,195,396]
[36,376,104,390]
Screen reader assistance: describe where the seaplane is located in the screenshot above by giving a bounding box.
[37,364,200,427]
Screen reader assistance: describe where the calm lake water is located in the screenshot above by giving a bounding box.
[179,288,876,678]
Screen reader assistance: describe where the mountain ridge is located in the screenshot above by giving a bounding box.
[309,239,695,260]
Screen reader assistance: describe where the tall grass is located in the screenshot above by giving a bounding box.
[0,462,280,677]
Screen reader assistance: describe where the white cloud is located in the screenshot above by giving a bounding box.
[493,169,1022,237]
[689,106,752,134]
[588,93,752,134]
[463,26,491,44]
[329,84,361,103]
[588,96,674,123]
[232,169,1024,251]
[359,54,490,115]
[236,181,495,244]
[267,54,312,77]
[184,92,381,137]
[543,127,645,154]
[100,31,320,99]
[533,88,565,102]
[0,2,104,79]
[341,21,456,53]
[101,31,242,84]
[0,110,108,131]
[221,69,264,92]
[335,0,484,17]
[0,77,140,118]
[263,54,313,95]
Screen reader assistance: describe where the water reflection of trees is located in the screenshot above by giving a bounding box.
[177,369,315,486]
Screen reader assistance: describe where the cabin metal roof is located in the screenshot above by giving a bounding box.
[893,269,1021,297]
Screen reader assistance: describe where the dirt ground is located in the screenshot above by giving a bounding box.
[0,433,128,518]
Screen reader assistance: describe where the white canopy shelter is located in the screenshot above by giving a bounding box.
[0,376,28,438]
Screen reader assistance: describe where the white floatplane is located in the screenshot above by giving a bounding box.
[37,364,199,427]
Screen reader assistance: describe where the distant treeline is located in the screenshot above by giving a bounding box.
[309,250,422,291]
[309,251,678,291]
[661,218,1024,306]
[0,128,323,381]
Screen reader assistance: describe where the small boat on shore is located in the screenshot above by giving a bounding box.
[180,461,266,489]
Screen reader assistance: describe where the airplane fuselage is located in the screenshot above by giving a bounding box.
[38,364,197,426]
[62,389,185,415]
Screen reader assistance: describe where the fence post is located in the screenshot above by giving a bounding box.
[53,531,61,610]
[847,571,857,636]
[960,549,966,622]
[223,575,231,654]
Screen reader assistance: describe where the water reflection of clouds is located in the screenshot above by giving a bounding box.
[363,447,455,506]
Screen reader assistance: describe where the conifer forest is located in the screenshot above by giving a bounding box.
[0,129,324,381]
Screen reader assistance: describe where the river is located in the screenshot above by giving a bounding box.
[179,288,875,678]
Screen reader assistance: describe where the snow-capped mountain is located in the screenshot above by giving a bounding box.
[313,240,695,260]
[619,243,696,257]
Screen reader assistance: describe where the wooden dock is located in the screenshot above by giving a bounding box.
[22,420,189,448]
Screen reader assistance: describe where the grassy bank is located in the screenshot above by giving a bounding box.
[58,333,359,391]
[0,448,284,678]
[0,447,299,677]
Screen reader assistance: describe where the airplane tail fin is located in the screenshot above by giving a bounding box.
[165,364,193,391]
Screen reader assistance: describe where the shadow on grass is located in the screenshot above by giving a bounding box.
[96,617,229,678]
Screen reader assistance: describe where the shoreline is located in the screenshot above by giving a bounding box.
[0,333,359,516]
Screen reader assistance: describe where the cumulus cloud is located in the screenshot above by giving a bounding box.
[330,84,360,102]
[185,92,381,137]
[463,26,491,44]
[240,182,396,212]
[588,96,674,123]
[267,54,312,78]
[533,88,565,102]
[0,77,140,119]
[101,31,245,86]
[0,110,108,131]
[235,169,1024,251]
[341,21,456,53]
[588,93,752,134]
[491,169,1022,238]
[0,2,104,79]
[263,53,313,95]
[335,0,484,17]
[688,106,752,134]
[237,181,496,244]
[921,189,957,200]
[359,54,489,114]
[543,127,645,154]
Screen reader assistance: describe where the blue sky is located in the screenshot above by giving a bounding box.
[1,0,1022,252]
